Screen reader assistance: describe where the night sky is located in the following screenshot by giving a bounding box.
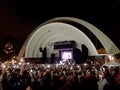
[0,0,120,48]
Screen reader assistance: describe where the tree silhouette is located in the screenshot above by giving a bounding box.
[0,35,21,62]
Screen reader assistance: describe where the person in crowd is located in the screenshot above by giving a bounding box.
[0,62,120,90]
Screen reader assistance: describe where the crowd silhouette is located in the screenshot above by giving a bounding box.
[0,63,120,90]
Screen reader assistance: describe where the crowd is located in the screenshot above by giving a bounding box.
[0,63,120,90]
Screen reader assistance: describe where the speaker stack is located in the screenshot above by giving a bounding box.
[51,53,55,64]
[73,48,81,64]
[81,44,88,61]
[39,47,47,64]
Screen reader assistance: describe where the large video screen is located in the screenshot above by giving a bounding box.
[61,49,73,60]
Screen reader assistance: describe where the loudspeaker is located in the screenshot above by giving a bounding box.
[81,44,88,60]
[54,41,76,49]
[51,53,55,64]
[42,47,47,64]
[73,48,81,64]
[39,47,43,52]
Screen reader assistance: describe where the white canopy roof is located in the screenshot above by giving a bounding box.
[103,61,120,67]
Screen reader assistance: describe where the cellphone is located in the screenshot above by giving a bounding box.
[17,82,20,86]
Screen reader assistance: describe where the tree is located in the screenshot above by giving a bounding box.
[0,35,21,62]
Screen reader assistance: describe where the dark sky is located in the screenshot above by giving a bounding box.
[0,0,120,48]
